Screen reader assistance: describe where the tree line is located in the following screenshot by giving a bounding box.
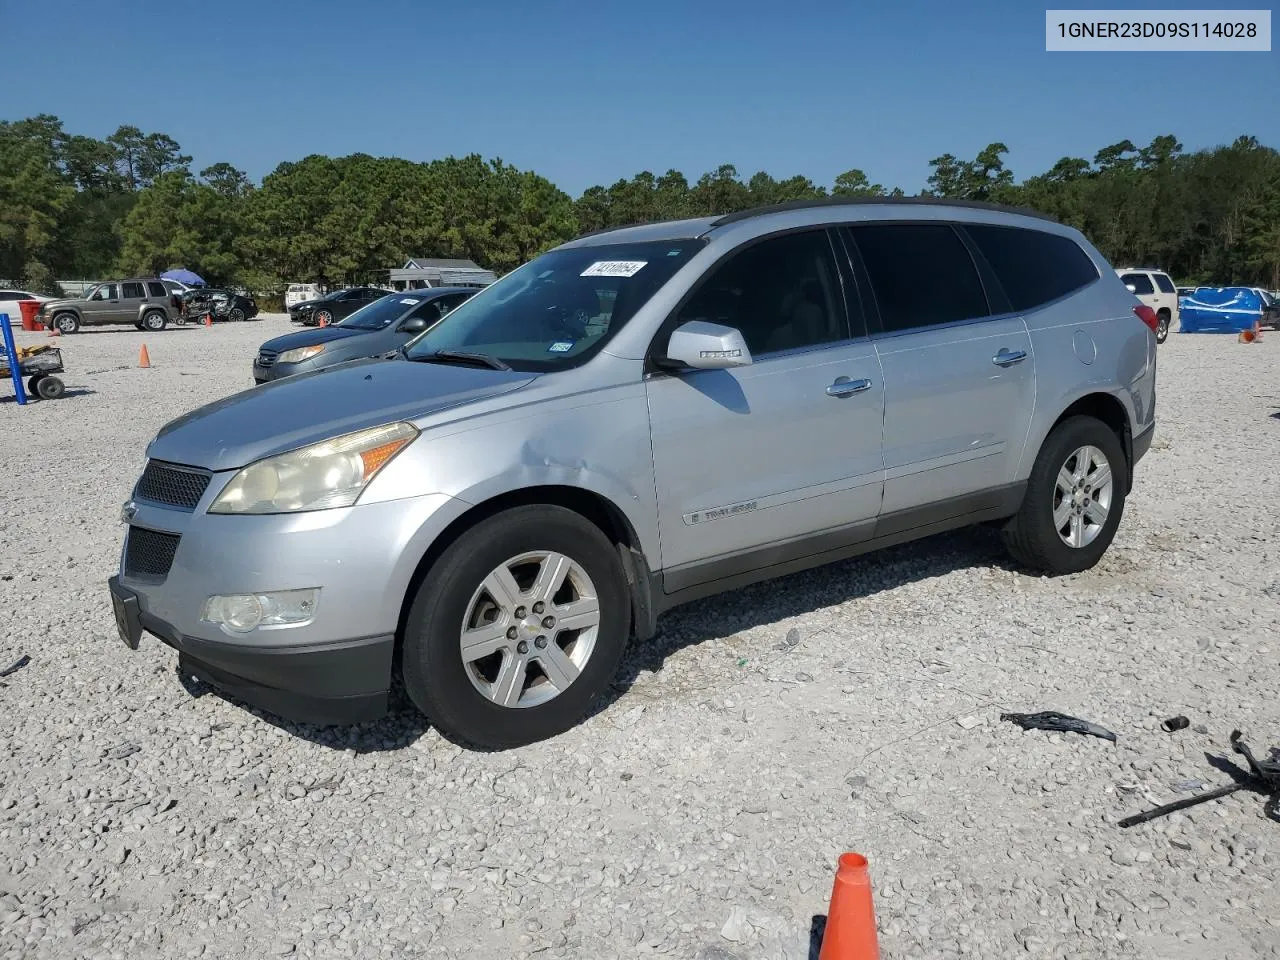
[2,114,1278,297]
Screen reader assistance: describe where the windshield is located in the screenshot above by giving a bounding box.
[403,240,705,370]
[338,295,419,330]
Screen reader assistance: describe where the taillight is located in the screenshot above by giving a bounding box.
[1134,305,1159,333]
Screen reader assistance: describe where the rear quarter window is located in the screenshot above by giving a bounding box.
[1154,274,1176,294]
[147,281,167,297]
[963,225,1100,312]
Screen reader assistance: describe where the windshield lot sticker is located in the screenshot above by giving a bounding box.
[580,261,647,278]
[547,341,575,353]
[399,298,420,304]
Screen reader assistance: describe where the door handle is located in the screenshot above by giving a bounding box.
[992,348,1027,366]
[827,377,873,397]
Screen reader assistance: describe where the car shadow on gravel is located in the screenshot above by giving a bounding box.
[592,525,1021,717]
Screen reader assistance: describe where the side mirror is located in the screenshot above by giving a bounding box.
[663,320,753,369]
[400,316,429,334]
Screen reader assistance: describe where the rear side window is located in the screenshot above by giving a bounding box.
[147,281,167,297]
[1121,273,1155,295]
[848,224,990,333]
[1153,273,1176,294]
[963,225,1100,312]
[121,281,145,299]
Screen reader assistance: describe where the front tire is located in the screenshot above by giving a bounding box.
[52,312,79,335]
[34,375,64,400]
[401,505,631,750]
[141,310,167,332]
[229,307,245,322]
[1002,416,1127,574]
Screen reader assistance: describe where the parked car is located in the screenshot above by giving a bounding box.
[181,288,259,323]
[254,287,477,384]
[1254,288,1280,329]
[0,288,51,325]
[289,287,390,326]
[36,278,181,334]
[108,197,1156,749]
[1115,267,1179,343]
[285,283,323,311]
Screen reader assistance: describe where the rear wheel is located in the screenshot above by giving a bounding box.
[1002,416,1127,574]
[401,505,630,750]
[34,375,64,400]
[141,310,167,332]
[1156,310,1170,343]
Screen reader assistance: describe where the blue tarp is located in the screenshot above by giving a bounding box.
[1177,287,1263,333]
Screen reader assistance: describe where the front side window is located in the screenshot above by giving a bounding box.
[1153,273,1176,294]
[92,283,118,301]
[1122,273,1156,295]
[670,229,849,356]
[404,240,705,371]
[964,224,1099,312]
[849,224,990,333]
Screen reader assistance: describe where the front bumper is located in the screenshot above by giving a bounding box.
[109,488,467,724]
[252,356,320,384]
[110,575,393,723]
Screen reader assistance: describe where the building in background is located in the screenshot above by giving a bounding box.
[387,258,496,291]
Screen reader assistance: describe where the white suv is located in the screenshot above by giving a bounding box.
[285,283,323,310]
[1116,267,1178,343]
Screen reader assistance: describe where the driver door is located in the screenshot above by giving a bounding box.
[83,283,124,326]
[644,228,886,592]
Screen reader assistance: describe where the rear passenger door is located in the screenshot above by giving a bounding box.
[842,222,1035,522]
[120,281,147,324]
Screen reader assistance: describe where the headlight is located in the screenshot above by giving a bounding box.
[209,421,418,514]
[278,344,325,364]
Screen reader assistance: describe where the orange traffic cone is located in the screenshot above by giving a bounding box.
[1239,328,1256,344]
[205,313,213,327]
[818,853,880,960]
[48,323,60,337]
[1255,319,1263,342]
[138,344,151,368]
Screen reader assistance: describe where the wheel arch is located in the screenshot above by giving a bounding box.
[393,485,659,673]
[1047,392,1134,493]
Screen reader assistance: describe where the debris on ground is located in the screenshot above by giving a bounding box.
[1161,715,1190,732]
[1000,710,1117,742]
[1119,730,1280,827]
[0,654,30,678]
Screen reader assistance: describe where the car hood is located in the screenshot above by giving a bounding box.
[37,297,81,311]
[291,298,328,310]
[259,326,371,353]
[148,358,538,471]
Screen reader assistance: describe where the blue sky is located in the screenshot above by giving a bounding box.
[4,0,1276,196]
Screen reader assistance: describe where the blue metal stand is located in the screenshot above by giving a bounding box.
[1,313,29,405]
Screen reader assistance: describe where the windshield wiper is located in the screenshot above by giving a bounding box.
[410,350,511,371]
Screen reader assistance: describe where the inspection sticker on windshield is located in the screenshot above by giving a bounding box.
[581,260,647,278]
[399,298,420,304]
[547,341,575,353]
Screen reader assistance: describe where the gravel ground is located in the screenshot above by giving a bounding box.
[2,317,1278,960]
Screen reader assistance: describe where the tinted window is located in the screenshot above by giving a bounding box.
[93,284,118,300]
[673,230,848,355]
[963,225,1099,312]
[849,224,989,332]
[1153,273,1176,294]
[1121,273,1155,295]
[121,282,145,299]
[147,281,167,297]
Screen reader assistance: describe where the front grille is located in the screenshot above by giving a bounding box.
[124,527,180,580]
[256,350,277,368]
[135,460,211,510]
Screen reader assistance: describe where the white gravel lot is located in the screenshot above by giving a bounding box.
[1,316,1278,960]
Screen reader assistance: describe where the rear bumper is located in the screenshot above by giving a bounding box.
[109,575,394,725]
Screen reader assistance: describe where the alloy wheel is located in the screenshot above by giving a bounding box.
[1052,445,1113,548]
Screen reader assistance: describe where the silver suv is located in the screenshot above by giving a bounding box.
[107,199,1157,749]
[37,278,181,334]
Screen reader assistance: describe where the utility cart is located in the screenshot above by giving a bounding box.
[1,344,66,400]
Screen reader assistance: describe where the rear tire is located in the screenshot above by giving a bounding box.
[34,375,64,400]
[1156,311,1170,343]
[1002,416,1127,574]
[401,505,631,750]
[141,310,167,332]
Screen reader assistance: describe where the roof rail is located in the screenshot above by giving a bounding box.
[709,195,1060,227]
